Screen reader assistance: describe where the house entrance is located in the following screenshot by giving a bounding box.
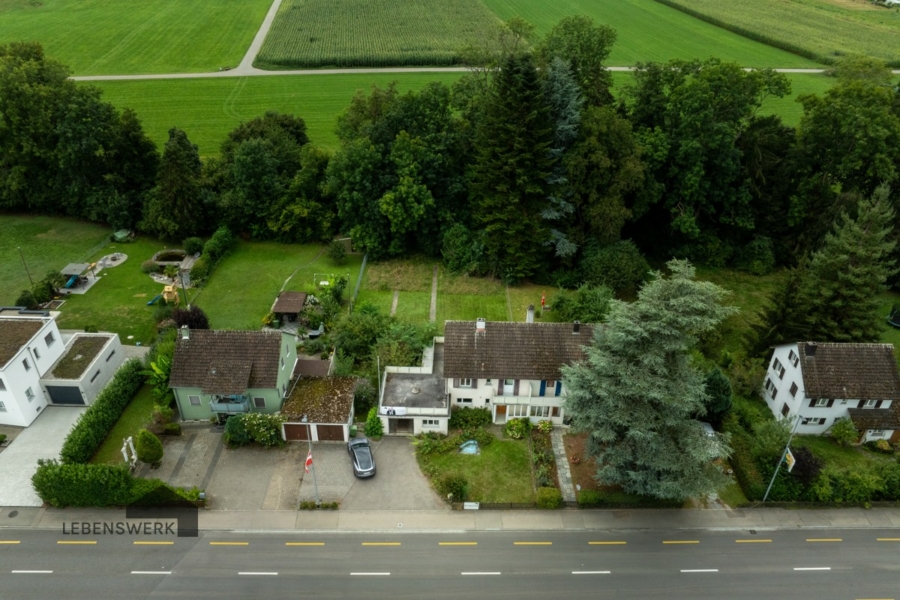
[388,418,413,434]
[494,405,507,424]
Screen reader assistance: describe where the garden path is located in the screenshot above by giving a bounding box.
[390,290,399,316]
[551,429,577,504]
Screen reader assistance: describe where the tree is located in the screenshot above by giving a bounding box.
[141,128,207,240]
[15,289,37,309]
[171,305,210,330]
[268,144,335,243]
[331,305,391,365]
[552,285,613,324]
[562,260,735,500]
[797,187,896,343]
[135,429,164,467]
[702,368,732,428]
[746,261,806,357]
[441,223,485,275]
[471,53,555,283]
[365,407,384,438]
[535,15,617,106]
[103,108,160,230]
[831,418,859,447]
[220,137,284,237]
[328,240,346,264]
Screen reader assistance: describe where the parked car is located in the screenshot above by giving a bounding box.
[348,437,376,478]
[699,422,716,438]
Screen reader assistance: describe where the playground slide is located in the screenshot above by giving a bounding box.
[147,294,162,306]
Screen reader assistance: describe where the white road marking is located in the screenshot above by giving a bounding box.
[11,570,53,574]
[572,571,611,574]
[794,567,831,571]
[351,572,391,576]
[238,572,278,576]
[131,571,172,575]
[461,572,502,575]
[681,569,719,573]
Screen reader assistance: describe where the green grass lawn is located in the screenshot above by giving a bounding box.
[418,438,535,503]
[792,435,895,471]
[90,384,156,465]
[0,215,110,306]
[354,290,395,315]
[55,236,181,345]
[282,252,364,296]
[436,294,509,330]
[0,0,272,75]
[394,291,433,324]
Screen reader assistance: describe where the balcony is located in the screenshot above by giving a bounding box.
[210,396,250,414]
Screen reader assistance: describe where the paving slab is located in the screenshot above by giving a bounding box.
[207,446,281,510]
[298,442,358,503]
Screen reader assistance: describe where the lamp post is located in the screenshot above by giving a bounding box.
[762,413,803,503]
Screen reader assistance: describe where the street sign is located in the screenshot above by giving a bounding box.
[785,448,796,473]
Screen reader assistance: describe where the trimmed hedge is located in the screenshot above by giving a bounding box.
[59,359,145,464]
[448,406,491,429]
[536,487,563,509]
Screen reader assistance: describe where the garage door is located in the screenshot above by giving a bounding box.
[46,386,85,405]
[283,424,309,441]
[317,425,345,442]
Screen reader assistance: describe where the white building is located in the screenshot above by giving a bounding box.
[379,338,450,435]
[763,342,900,443]
[0,308,124,427]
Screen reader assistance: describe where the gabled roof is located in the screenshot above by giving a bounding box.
[272,291,307,314]
[0,319,43,369]
[169,329,285,394]
[796,342,900,401]
[443,320,593,380]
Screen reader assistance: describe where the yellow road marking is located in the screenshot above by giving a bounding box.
[439,542,477,546]
[133,541,174,545]
[663,540,699,545]
[361,542,401,546]
[735,539,772,543]
[57,541,97,545]
[514,542,552,546]
[806,538,842,542]
[876,538,900,542]
[0,541,21,544]
[209,542,249,546]
[589,541,627,545]
[285,542,325,546]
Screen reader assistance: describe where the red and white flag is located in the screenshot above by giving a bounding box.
[305,450,313,473]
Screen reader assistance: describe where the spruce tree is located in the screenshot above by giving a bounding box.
[562,260,734,500]
[141,128,206,240]
[471,53,555,283]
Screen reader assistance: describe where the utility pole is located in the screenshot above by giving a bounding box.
[762,414,802,502]
[178,269,189,307]
[18,247,34,287]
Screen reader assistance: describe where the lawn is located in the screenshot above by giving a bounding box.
[354,290,395,315]
[0,215,109,306]
[792,435,895,471]
[91,384,157,465]
[481,0,819,67]
[0,0,272,75]
[88,73,465,156]
[417,437,535,503]
[650,0,900,65]
[363,258,435,293]
[256,0,502,68]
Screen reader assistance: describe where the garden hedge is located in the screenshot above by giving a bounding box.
[59,359,145,464]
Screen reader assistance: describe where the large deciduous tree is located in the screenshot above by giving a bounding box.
[562,260,734,500]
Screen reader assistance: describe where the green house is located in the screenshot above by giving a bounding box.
[168,327,297,422]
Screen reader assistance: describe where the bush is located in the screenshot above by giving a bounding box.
[442,223,484,276]
[163,264,179,279]
[536,420,553,434]
[183,236,204,255]
[449,406,492,430]
[0,433,7,443]
[577,489,603,507]
[876,463,900,500]
[135,430,164,467]
[552,284,613,323]
[153,304,174,324]
[505,417,532,440]
[163,423,182,436]
[581,240,650,294]
[141,260,160,274]
[60,359,145,464]
[436,474,467,502]
[735,236,776,276]
[536,487,563,509]
[15,289,37,308]
[172,305,210,330]
[365,407,384,438]
[203,226,234,264]
[830,418,859,447]
[723,415,767,500]
[353,380,377,416]
[328,240,346,264]
[460,427,495,448]
[189,255,210,282]
[223,415,252,447]
[242,413,286,447]
[808,468,883,503]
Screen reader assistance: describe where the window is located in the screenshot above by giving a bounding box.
[508,404,529,417]
[802,417,827,426]
[486,379,492,384]
[790,382,798,397]
[22,358,31,371]
[456,398,473,404]
[551,407,560,418]
[189,395,201,406]
[546,380,556,389]
[460,378,473,388]
[764,378,777,399]
[864,399,878,408]
[423,419,439,428]
[0,378,5,391]
[869,430,885,437]
[788,349,799,367]
[254,397,266,408]
[106,350,116,362]
[530,405,550,418]
[90,370,100,383]
[281,357,285,370]
[45,332,55,347]
[33,348,40,360]
[25,387,35,401]
[772,358,785,379]
[781,403,789,417]
[0,400,5,412]
[814,398,828,407]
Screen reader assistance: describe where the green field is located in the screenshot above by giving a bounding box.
[257,0,501,68]
[0,0,272,75]
[0,215,110,306]
[652,0,900,65]
[481,0,819,67]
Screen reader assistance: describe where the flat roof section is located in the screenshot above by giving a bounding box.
[49,335,112,379]
[0,320,43,368]
[383,373,446,409]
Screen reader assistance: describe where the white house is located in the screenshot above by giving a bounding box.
[763,342,900,443]
[379,338,450,435]
[442,318,593,426]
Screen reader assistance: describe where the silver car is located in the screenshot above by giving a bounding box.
[348,437,376,478]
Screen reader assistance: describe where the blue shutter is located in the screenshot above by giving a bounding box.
[555,381,562,396]
[539,380,546,396]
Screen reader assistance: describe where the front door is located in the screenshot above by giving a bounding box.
[495,405,507,424]
[503,379,515,396]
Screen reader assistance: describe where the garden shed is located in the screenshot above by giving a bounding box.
[272,291,307,323]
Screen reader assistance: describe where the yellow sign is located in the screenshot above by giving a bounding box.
[785,448,796,473]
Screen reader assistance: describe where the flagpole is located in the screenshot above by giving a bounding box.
[307,424,320,506]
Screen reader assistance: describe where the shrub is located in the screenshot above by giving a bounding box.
[735,236,776,276]
[581,240,650,294]
[577,489,603,507]
[153,304,174,324]
[505,417,532,440]
[436,474,467,502]
[242,413,286,447]
[552,284,613,323]
[163,423,182,436]
[536,487,563,509]
[135,429,164,467]
[536,420,553,434]
[365,407,384,438]
[189,255,210,282]
[449,406,492,430]
[830,418,859,447]
[223,415,252,447]
[141,260,160,274]
[441,223,484,275]
[790,446,823,488]
[14,289,37,308]
[460,427,494,448]
[60,359,145,464]
[183,236,204,255]
[203,226,234,264]
[163,264,179,279]
[353,380,377,416]
[328,240,346,264]
[0,433,7,443]
[172,305,211,330]
[535,464,553,488]
[876,463,900,500]
[723,416,767,500]
[413,431,449,455]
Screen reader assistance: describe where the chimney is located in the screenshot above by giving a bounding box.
[476,318,486,334]
[181,325,190,340]
[526,304,535,323]
[573,320,580,334]
[805,342,816,357]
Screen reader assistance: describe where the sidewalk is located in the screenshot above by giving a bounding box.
[5,506,900,533]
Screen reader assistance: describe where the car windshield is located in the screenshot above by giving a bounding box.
[354,447,373,470]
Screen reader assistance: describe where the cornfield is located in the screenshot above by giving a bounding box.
[256,0,503,68]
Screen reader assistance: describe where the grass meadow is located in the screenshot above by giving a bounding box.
[653,0,900,66]
[0,0,272,75]
[256,0,501,68]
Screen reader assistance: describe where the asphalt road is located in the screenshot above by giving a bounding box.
[1,528,898,599]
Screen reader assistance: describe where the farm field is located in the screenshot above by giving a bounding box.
[256,0,501,69]
[651,0,900,66]
[0,215,109,306]
[88,71,831,157]
[0,0,272,75]
[480,0,819,67]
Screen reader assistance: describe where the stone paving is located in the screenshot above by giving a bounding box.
[551,429,577,504]
[298,441,361,504]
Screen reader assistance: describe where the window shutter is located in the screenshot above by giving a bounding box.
[513,380,519,396]
[810,398,817,408]
[473,379,478,389]
[876,400,883,408]
[827,399,834,408]
[555,381,562,396]
[453,378,459,388]
[497,380,502,395]
[539,381,546,397]
[858,400,864,408]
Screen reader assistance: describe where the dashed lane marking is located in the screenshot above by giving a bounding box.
[238,572,278,576]
[57,541,97,545]
[663,540,699,544]
[439,542,477,546]
[134,541,174,545]
[351,572,390,576]
[736,539,772,543]
[461,572,501,575]
[806,539,842,542]
[681,569,719,573]
[572,571,611,574]
[11,570,52,574]
[131,571,172,575]
[210,542,249,546]
[876,538,900,542]
[794,567,831,571]
[361,542,400,546]
[589,541,626,545]
[286,542,325,546]
[514,542,552,546]
[0,541,21,544]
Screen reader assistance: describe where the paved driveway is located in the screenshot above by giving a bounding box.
[0,407,85,507]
